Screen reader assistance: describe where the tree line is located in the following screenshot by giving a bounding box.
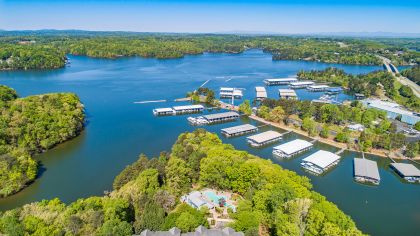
[0,85,85,197]
[0,129,364,235]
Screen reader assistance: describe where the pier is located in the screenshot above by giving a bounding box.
[246,130,282,147]
[264,78,297,86]
[353,158,381,185]
[221,124,258,137]
[335,148,346,155]
[273,139,313,158]
[301,150,341,175]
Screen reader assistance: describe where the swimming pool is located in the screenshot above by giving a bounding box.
[204,190,236,212]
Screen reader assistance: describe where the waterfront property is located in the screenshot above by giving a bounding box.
[153,107,174,116]
[289,81,315,89]
[264,78,297,85]
[307,85,330,92]
[246,130,282,147]
[173,105,204,114]
[255,86,267,100]
[221,124,258,137]
[301,150,341,175]
[220,87,243,98]
[180,191,214,209]
[361,99,420,125]
[279,89,298,100]
[203,111,240,123]
[353,158,381,185]
[140,226,244,236]
[273,139,313,158]
[390,163,420,183]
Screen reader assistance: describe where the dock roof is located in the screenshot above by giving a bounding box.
[220,87,234,91]
[154,108,174,113]
[255,86,266,92]
[203,112,239,121]
[247,131,282,144]
[302,150,340,169]
[273,139,313,155]
[290,81,314,86]
[279,89,297,97]
[308,85,329,89]
[265,78,297,82]
[354,158,380,181]
[221,124,257,135]
[390,163,420,177]
[173,104,204,110]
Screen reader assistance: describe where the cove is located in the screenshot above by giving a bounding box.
[0,50,418,236]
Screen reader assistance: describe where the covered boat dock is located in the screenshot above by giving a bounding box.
[255,87,267,100]
[390,163,420,183]
[264,78,298,86]
[220,87,243,98]
[246,130,282,147]
[279,89,298,100]
[203,111,240,124]
[301,150,341,175]
[307,85,330,92]
[173,105,204,114]
[273,139,313,158]
[289,81,315,89]
[221,124,258,137]
[353,158,380,185]
[153,107,174,116]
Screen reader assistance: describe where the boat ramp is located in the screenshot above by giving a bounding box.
[353,158,381,185]
[301,150,341,175]
[246,130,282,147]
[273,139,313,158]
[221,124,258,137]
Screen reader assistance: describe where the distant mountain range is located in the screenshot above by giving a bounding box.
[0,29,419,38]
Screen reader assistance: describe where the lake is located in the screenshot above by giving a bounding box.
[0,50,418,235]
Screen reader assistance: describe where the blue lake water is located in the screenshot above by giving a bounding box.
[0,50,418,235]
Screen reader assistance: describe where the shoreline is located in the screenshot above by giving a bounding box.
[248,114,420,161]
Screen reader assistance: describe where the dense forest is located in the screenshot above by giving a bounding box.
[0,85,85,197]
[0,129,364,235]
[297,68,420,111]
[255,99,418,157]
[401,65,420,85]
[0,32,419,70]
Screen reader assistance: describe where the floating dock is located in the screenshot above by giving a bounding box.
[255,87,267,101]
[173,105,204,114]
[220,87,243,98]
[307,85,330,92]
[153,108,174,116]
[353,158,380,185]
[246,131,282,147]
[279,89,298,100]
[301,150,341,175]
[264,78,298,86]
[203,111,240,123]
[390,163,420,183]
[273,139,313,158]
[326,87,343,94]
[289,81,315,89]
[221,124,258,137]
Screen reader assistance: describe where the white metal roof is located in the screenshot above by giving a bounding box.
[290,81,315,86]
[173,104,204,110]
[273,139,313,155]
[391,163,420,177]
[255,86,266,92]
[302,150,341,169]
[247,131,282,143]
[279,89,297,97]
[221,124,257,135]
[153,108,174,112]
[256,91,268,98]
[203,112,239,120]
[354,158,380,180]
[220,87,234,91]
[265,78,297,82]
[308,85,330,89]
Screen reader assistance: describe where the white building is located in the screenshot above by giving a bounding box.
[361,99,420,125]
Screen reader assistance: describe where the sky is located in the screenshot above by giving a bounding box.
[0,0,419,34]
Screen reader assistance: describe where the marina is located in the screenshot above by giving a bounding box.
[255,86,267,100]
[307,85,330,92]
[390,163,420,183]
[246,130,282,147]
[353,158,381,185]
[221,124,258,137]
[264,78,298,85]
[301,150,341,175]
[278,89,298,100]
[289,81,315,89]
[272,139,313,158]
